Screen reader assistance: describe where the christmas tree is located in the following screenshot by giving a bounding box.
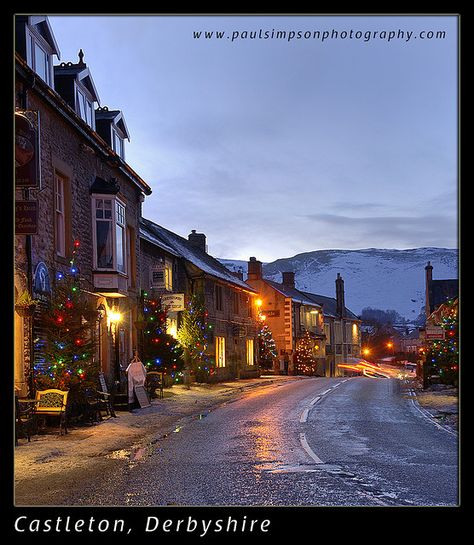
[176,293,213,382]
[425,298,458,385]
[296,331,316,376]
[140,293,183,384]
[35,241,98,403]
[258,324,277,370]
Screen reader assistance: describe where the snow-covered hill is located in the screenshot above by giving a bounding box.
[219,248,458,321]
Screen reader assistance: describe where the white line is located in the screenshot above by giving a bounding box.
[331,382,342,389]
[410,399,457,437]
[309,396,321,406]
[320,389,332,396]
[299,433,324,464]
[300,408,309,423]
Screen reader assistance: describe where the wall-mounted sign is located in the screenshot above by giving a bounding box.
[33,262,51,297]
[161,293,185,312]
[262,309,280,317]
[15,200,38,234]
[15,110,40,189]
[150,263,165,289]
[425,325,445,340]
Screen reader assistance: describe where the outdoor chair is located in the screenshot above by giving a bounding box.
[146,371,164,399]
[15,397,37,445]
[34,389,69,435]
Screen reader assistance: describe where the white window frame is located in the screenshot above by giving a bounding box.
[216,336,226,368]
[25,27,54,87]
[111,126,125,159]
[54,172,66,257]
[91,194,127,273]
[74,82,95,129]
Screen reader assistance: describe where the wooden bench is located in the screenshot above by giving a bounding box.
[34,389,69,435]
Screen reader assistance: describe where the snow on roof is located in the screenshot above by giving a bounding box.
[302,291,359,320]
[140,218,256,293]
[265,280,322,307]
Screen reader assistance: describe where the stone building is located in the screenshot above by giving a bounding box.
[140,219,260,381]
[14,16,152,395]
[246,258,325,375]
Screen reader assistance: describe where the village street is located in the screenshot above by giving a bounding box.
[15,372,458,507]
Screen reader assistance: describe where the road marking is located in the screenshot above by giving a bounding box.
[410,398,457,437]
[299,433,324,464]
[320,389,332,396]
[300,408,309,423]
[309,395,321,406]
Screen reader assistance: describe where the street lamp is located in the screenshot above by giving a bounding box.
[362,347,371,357]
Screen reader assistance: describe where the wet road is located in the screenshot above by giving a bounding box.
[73,377,458,506]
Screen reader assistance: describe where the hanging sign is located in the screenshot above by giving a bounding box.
[161,293,185,312]
[15,110,41,189]
[425,325,445,340]
[15,200,38,234]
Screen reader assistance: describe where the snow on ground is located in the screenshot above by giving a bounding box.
[14,377,292,505]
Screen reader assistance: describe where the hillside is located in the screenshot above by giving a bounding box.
[219,248,458,322]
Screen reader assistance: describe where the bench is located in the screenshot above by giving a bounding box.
[34,389,69,435]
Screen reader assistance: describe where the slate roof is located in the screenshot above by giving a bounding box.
[140,218,256,292]
[429,279,458,313]
[264,280,322,307]
[301,291,360,320]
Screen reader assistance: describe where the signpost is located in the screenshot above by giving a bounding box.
[15,200,38,234]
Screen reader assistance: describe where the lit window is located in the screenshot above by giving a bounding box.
[216,336,226,367]
[164,260,173,291]
[246,339,254,366]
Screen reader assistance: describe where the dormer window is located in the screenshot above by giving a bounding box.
[76,85,95,128]
[54,50,100,130]
[112,127,124,159]
[16,16,60,88]
[95,107,130,160]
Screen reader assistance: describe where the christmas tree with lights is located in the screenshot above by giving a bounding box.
[176,293,213,382]
[35,241,98,399]
[140,293,183,384]
[425,298,458,385]
[296,331,316,376]
[258,324,277,370]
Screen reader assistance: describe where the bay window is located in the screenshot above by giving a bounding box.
[93,195,127,273]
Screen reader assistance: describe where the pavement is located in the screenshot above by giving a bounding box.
[14,373,458,505]
[14,375,302,505]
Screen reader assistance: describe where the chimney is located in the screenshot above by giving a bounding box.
[188,230,207,253]
[247,257,262,280]
[282,271,295,289]
[335,273,346,317]
[425,261,433,317]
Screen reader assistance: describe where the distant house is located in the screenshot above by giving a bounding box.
[302,274,362,377]
[139,219,260,381]
[245,258,326,375]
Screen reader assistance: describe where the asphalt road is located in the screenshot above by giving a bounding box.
[69,376,458,507]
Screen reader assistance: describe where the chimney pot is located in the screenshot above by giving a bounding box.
[247,257,262,280]
[282,271,295,289]
[188,230,207,253]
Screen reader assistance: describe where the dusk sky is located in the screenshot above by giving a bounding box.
[48,15,458,262]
